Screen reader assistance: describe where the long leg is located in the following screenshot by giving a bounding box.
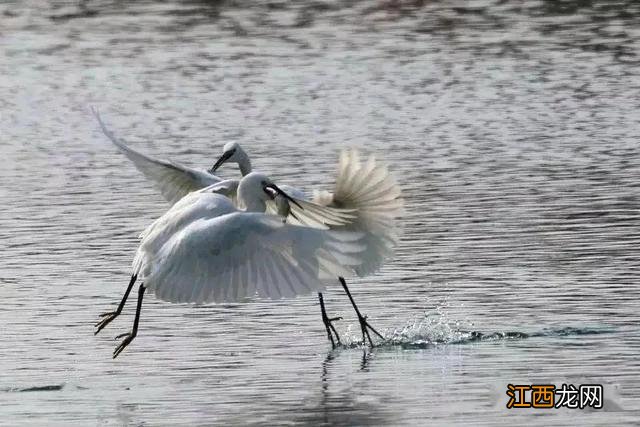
[318,292,341,348]
[113,283,146,359]
[338,277,384,346]
[95,274,137,335]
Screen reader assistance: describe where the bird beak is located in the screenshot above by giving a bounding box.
[266,184,303,209]
[209,150,234,173]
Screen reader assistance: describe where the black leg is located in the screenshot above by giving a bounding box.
[318,292,341,348]
[95,274,137,335]
[338,277,384,346]
[113,283,146,359]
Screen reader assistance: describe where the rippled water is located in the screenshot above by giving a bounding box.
[2,0,640,425]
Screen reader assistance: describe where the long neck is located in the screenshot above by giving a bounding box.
[238,156,252,176]
[243,198,265,213]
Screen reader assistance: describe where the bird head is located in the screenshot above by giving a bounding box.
[209,142,249,174]
[237,173,302,213]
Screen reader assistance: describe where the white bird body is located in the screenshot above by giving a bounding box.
[132,173,365,304]
[92,111,403,356]
[95,112,402,276]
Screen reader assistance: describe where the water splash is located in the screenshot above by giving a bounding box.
[341,301,613,349]
[386,301,477,347]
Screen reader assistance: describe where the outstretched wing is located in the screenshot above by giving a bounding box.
[136,190,236,243]
[93,108,221,204]
[285,199,357,229]
[138,213,365,303]
[265,185,357,229]
[316,149,404,276]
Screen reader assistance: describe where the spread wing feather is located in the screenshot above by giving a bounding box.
[285,199,357,229]
[136,212,365,303]
[314,149,404,276]
[93,108,221,205]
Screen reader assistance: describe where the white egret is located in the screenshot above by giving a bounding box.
[95,172,367,358]
[93,110,403,347]
[211,149,403,346]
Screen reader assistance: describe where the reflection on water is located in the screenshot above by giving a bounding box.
[2,0,640,425]
[279,351,390,426]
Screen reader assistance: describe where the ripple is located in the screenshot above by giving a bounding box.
[3,384,65,393]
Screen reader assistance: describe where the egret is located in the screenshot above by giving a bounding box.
[95,172,367,358]
[210,149,403,346]
[93,110,403,347]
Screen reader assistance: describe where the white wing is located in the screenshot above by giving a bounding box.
[314,149,404,276]
[285,199,357,229]
[93,108,221,205]
[265,185,357,229]
[197,179,240,207]
[138,181,240,246]
[265,149,402,276]
[133,192,237,278]
[136,190,236,244]
[137,212,365,303]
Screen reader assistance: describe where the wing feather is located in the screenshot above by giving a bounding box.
[233,264,245,301]
[289,200,357,228]
[266,196,357,230]
[276,255,298,299]
[244,256,257,300]
[238,261,250,301]
[139,212,364,303]
[264,255,284,299]
[255,256,271,299]
[313,148,404,276]
[93,109,221,205]
[287,257,318,294]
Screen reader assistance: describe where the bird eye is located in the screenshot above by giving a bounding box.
[263,186,277,199]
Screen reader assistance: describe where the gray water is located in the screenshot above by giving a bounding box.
[2,0,640,425]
